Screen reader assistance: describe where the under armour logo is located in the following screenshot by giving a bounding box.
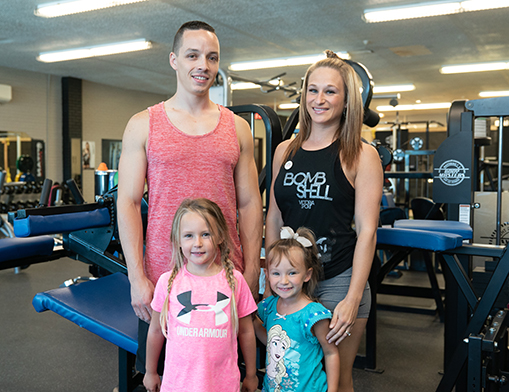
[176,291,230,326]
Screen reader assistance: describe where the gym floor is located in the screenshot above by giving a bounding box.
[0,257,444,392]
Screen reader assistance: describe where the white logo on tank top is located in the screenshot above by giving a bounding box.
[299,200,315,209]
[283,172,333,201]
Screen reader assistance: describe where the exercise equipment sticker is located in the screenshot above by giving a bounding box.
[434,159,470,186]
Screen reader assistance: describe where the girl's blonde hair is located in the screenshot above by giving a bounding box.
[266,227,322,300]
[283,50,364,169]
[160,198,239,335]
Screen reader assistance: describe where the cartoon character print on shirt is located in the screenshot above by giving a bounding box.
[266,324,301,391]
[176,291,230,325]
[282,162,333,211]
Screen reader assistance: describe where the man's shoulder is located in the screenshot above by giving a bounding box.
[231,112,251,143]
[128,107,150,125]
[123,108,150,144]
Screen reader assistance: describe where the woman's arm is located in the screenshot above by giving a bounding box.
[327,144,383,344]
[238,315,259,392]
[264,140,291,251]
[314,319,340,392]
[264,141,291,297]
[143,310,165,392]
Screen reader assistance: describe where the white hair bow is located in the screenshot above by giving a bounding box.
[280,226,313,248]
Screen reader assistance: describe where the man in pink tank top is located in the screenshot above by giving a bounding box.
[117,21,262,376]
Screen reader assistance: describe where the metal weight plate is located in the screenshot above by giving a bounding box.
[410,137,423,150]
[393,148,405,163]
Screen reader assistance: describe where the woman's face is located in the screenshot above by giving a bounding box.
[305,66,346,129]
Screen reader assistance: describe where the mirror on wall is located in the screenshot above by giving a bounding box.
[101,139,122,171]
[0,131,45,183]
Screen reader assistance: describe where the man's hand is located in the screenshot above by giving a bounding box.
[243,266,260,300]
[130,275,155,323]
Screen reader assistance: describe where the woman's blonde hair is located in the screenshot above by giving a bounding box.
[283,50,364,169]
[160,198,239,335]
[266,227,322,300]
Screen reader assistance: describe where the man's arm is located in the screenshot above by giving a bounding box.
[234,116,263,298]
[117,110,153,323]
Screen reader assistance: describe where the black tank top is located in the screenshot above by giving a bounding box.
[274,141,356,279]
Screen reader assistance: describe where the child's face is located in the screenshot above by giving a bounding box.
[268,248,312,301]
[180,211,217,274]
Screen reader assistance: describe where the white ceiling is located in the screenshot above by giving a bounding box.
[2,0,509,129]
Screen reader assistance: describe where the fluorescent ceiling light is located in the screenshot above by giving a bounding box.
[279,103,300,110]
[229,52,350,71]
[479,90,509,97]
[363,0,509,23]
[440,61,509,74]
[37,39,152,63]
[231,82,260,90]
[373,84,415,93]
[377,102,451,111]
[231,79,283,90]
[35,0,148,18]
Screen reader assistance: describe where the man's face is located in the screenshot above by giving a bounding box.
[170,29,220,96]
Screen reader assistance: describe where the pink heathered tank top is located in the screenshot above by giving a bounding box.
[145,102,243,285]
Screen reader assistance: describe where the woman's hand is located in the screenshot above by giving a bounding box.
[326,297,359,345]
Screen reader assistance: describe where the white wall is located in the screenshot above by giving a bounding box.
[0,65,168,202]
[82,80,167,202]
[0,66,62,183]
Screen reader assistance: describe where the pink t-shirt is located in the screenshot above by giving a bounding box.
[152,267,257,392]
[145,102,243,285]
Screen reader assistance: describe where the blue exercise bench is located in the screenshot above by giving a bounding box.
[0,236,68,271]
[377,220,469,320]
[370,220,509,391]
[6,191,140,390]
[361,220,468,371]
[33,272,140,392]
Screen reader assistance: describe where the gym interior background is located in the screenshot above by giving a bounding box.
[1,1,509,392]
[1,0,509,202]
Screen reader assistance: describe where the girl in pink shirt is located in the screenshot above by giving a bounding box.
[144,198,258,392]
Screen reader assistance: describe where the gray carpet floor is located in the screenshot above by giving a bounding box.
[0,257,444,392]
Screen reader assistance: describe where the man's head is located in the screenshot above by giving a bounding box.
[170,21,219,96]
[172,21,216,55]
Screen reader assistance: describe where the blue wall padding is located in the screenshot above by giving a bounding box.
[13,208,111,237]
[32,272,138,354]
[0,236,54,262]
[377,227,463,252]
[394,219,473,240]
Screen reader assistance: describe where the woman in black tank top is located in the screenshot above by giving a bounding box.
[265,51,383,392]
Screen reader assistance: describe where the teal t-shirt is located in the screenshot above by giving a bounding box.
[258,296,332,392]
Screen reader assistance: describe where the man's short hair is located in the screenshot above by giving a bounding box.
[172,21,216,54]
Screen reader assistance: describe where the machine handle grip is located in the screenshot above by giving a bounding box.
[66,179,85,205]
[38,179,53,207]
[0,170,6,193]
